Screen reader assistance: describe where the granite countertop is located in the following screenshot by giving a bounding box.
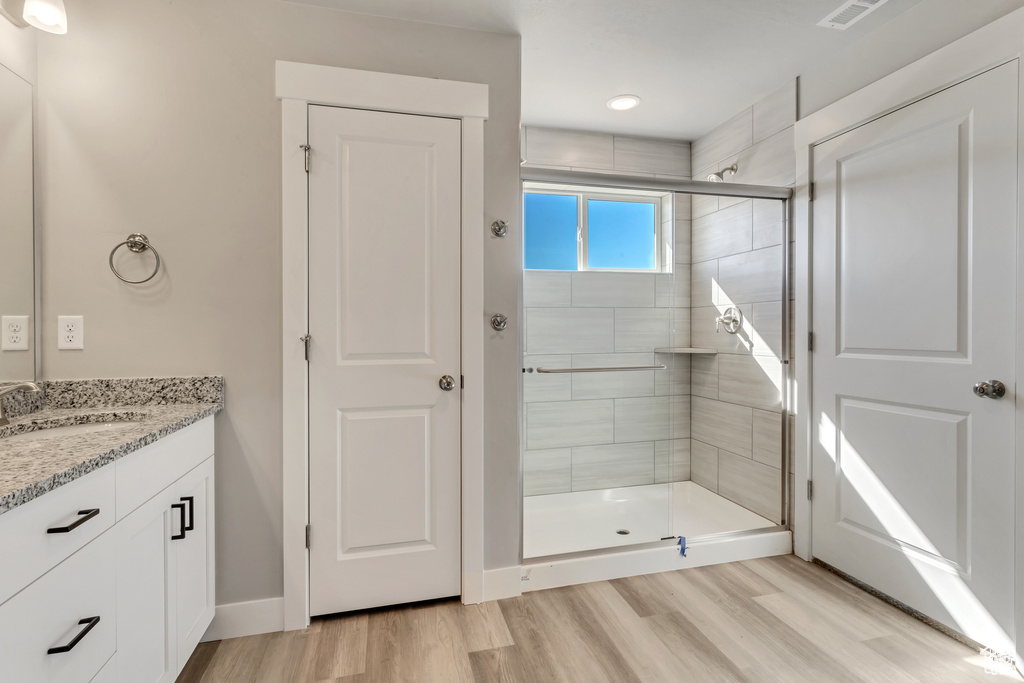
[0,376,223,516]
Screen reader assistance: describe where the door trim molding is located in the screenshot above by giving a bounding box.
[793,7,1024,662]
[276,61,489,631]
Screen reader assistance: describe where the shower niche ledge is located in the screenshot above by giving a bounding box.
[653,347,718,354]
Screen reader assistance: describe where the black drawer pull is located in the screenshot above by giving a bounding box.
[47,616,100,655]
[180,496,194,532]
[47,509,100,534]
[171,502,187,540]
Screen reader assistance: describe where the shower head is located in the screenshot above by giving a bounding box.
[707,164,738,182]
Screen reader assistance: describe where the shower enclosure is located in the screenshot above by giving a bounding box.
[520,168,791,570]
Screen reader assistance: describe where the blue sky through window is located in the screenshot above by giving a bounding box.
[587,200,656,269]
[524,193,578,270]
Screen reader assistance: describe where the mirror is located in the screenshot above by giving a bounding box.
[0,62,35,381]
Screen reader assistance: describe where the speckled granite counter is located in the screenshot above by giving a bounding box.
[0,377,222,515]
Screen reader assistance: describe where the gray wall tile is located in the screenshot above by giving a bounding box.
[524,448,572,496]
[614,308,672,352]
[526,307,614,354]
[614,396,675,443]
[690,440,719,492]
[690,354,719,399]
[572,442,655,491]
[527,399,614,450]
[671,308,691,348]
[692,107,753,173]
[572,272,655,307]
[733,127,795,187]
[525,127,614,169]
[691,259,719,308]
[752,409,782,469]
[613,136,691,176]
[673,193,692,220]
[672,395,691,440]
[524,271,572,308]
[523,354,572,403]
[655,353,690,396]
[753,198,785,249]
[717,246,783,304]
[655,439,691,483]
[571,352,656,400]
[691,306,750,354]
[718,449,781,523]
[718,353,782,412]
[692,396,752,457]
[751,302,783,359]
[692,193,718,219]
[753,79,796,144]
[656,268,690,309]
[692,200,753,263]
[674,219,692,265]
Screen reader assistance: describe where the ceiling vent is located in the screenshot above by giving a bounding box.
[817,0,890,30]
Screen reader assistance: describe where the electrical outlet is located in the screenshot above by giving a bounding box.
[57,315,84,350]
[2,316,29,351]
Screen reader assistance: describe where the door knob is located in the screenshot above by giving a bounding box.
[439,375,456,391]
[973,380,1006,399]
[490,314,508,332]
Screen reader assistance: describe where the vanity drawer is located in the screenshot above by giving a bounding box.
[0,529,117,683]
[0,464,115,605]
[115,417,214,520]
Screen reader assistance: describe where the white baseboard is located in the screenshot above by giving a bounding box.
[201,597,285,642]
[482,565,523,601]
[521,530,792,593]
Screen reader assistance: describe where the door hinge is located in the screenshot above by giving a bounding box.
[305,524,311,549]
[808,331,814,352]
[807,481,813,501]
[461,375,464,389]
[808,182,815,202]
[300,334,311,362]
[299,144,310,173]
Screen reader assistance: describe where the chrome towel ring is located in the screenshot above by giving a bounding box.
[109,233,161,284]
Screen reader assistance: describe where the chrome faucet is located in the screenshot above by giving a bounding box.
[0,382,41,427]
[716,307,744,335]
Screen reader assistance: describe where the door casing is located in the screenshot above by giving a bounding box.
[794,6,1024,665]
[276,61,489,631]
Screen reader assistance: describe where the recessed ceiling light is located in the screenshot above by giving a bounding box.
[607,95,641,111]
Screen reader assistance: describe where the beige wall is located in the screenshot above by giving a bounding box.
[0,14,35,84]
[34,0,521,604]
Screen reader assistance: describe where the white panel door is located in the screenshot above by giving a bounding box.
[811,62,1017,651]
[308,105,462,615]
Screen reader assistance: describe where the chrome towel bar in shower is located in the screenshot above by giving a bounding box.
[535,365,666,374]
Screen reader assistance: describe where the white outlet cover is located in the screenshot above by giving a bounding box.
[57,315,84,350]
[2,316,29,351]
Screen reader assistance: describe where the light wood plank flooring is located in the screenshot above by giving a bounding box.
[178,555,1021,682]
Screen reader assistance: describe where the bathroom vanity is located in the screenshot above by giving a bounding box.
[0,378,222,683]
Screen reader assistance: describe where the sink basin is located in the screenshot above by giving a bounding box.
[2,421,135,444]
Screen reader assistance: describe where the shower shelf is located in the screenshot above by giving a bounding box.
[653,347,718,354]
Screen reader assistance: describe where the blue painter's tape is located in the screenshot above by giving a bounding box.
[679,536,687,557]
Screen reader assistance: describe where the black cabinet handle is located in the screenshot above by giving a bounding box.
[171,502,186,540]
[47,509,100,534]
[180,496,194,532]
[47,616,100,655]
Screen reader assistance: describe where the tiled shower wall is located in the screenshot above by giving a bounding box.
[688,79,797,524]
[522,199,694,496]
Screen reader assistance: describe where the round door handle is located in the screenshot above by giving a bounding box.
[490,314,508,332]
[973,380,1006,399]
[439,375,456,391]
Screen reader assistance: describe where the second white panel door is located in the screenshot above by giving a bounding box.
[308,105,463,615]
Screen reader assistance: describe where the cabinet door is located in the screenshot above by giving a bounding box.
[115,488,177,683]
[174,457,215,666]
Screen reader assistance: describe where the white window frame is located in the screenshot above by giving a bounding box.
[523,183,667,273]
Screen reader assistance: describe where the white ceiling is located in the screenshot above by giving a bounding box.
[284,0,924,140]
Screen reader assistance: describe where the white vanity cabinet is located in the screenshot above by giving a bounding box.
[0,416,216,683]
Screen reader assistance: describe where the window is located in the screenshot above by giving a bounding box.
[523,184,666,272]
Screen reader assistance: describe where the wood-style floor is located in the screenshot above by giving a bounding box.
[178,555,1021,682]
